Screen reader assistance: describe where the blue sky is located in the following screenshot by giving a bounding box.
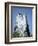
[11,6,32,32]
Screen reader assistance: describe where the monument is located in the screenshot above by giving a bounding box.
[14,13,30,37]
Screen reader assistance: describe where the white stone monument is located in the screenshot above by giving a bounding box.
[15,13,28,37]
